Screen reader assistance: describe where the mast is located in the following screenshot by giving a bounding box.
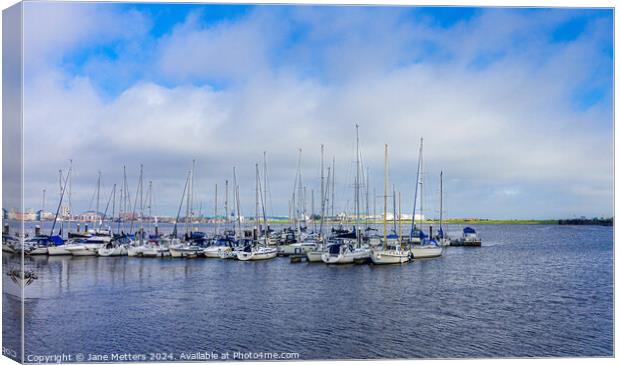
[41,188,46,225]
[139,164,144,244]
[186,160,195,235]
[383,144,388,249]
[96,171,101,224]
[319,166,331,242]
[233,167,242,239]
[111,184,116,230]
[255,163,260,239]
[311,189,315,231]
[392,185,397,234]
[118,167,124,234]
[355,124,360,240]
[420,141,424,235]
[320,144,324,223]
[398,191,402,245]
[50,167,71,236]
[224,180,229,228]
[410,138,423,241]
[331,156,335,219]
[67,159,72,232]
[214,183,218,235]
[295,148,303,240]
[122,165,128,233]
[439,171,443,236]
[263,151,268,221]
[257,164,268,245]
[148,180,153,232]
[172,172,190,238]
[365,167,369,229]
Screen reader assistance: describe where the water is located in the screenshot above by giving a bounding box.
[2,224,613,360]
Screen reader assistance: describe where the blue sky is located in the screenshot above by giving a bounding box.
[20,3,613,219]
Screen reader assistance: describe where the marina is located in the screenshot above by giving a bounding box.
[2,223,613,359]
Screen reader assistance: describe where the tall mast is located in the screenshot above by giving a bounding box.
[355,124,360,236]
[255,163,260,237]
[331,156,335,219]
[420,141,424,235]
[139,164,144,244]
[398,191,402,245]
[50,167,71,236]
[439,171,443,235]
[319,166,331,242]
[365,167,370,229]
[295,148,303,239]
[233,167,241,239]
[68,159,72,232]
[124,166,129,221]
[41,188,46,226]
[172,172,190,238]
[263,151,268,220]
[214,183,218,235]
[96,170,101,226]
[224,180,229,228]
[190,160,196,233]
[383,144,388,249]
[320,144,324,223]
[111,184,116,229]
[148,180,152,218]
[257,164,268,245]
[186,162,192,235]
[59,169,64,233]
[392,185,397,234]
[410,138,423,241]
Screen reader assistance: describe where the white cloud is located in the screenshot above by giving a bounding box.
[19,5,613,219]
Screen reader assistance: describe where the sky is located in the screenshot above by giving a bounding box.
[15,2,613,219]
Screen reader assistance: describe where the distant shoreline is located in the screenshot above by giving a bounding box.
[7,218,612,226]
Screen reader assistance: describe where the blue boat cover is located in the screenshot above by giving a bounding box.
[463,227,476,234]
[50,235,64,246]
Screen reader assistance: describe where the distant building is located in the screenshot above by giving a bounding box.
[78,211,104,222]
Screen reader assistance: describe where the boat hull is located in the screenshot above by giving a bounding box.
[97,246,128,257]
[203,246,230,258]
[370,250,410,264]
[410,245,443,259]
[237,248,278,261]
[169,247,201,258]
[306,250,324,262]
[127,246,143,257]
[66,244,101,256]
[26,247,49,255]
[47,246,71,256]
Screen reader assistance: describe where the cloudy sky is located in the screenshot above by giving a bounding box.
[19,2,613,219]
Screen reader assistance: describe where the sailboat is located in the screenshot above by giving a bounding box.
[169,167,202,258]
[237,163,278,261]
[278,149,315,255]
[307,147,331,262]
[322,125,371,264]
[371,144,410,264]
[98,184,129,256]
[64,171,113,256]
[409,138,443,259]
[32,168,71,255]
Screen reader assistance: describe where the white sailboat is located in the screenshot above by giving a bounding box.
[409,138,443,259]
[237,163,278,261]
[371,144,410,265]
[322,125,371,264]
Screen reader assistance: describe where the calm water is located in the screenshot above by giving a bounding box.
[2,224,614,360]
